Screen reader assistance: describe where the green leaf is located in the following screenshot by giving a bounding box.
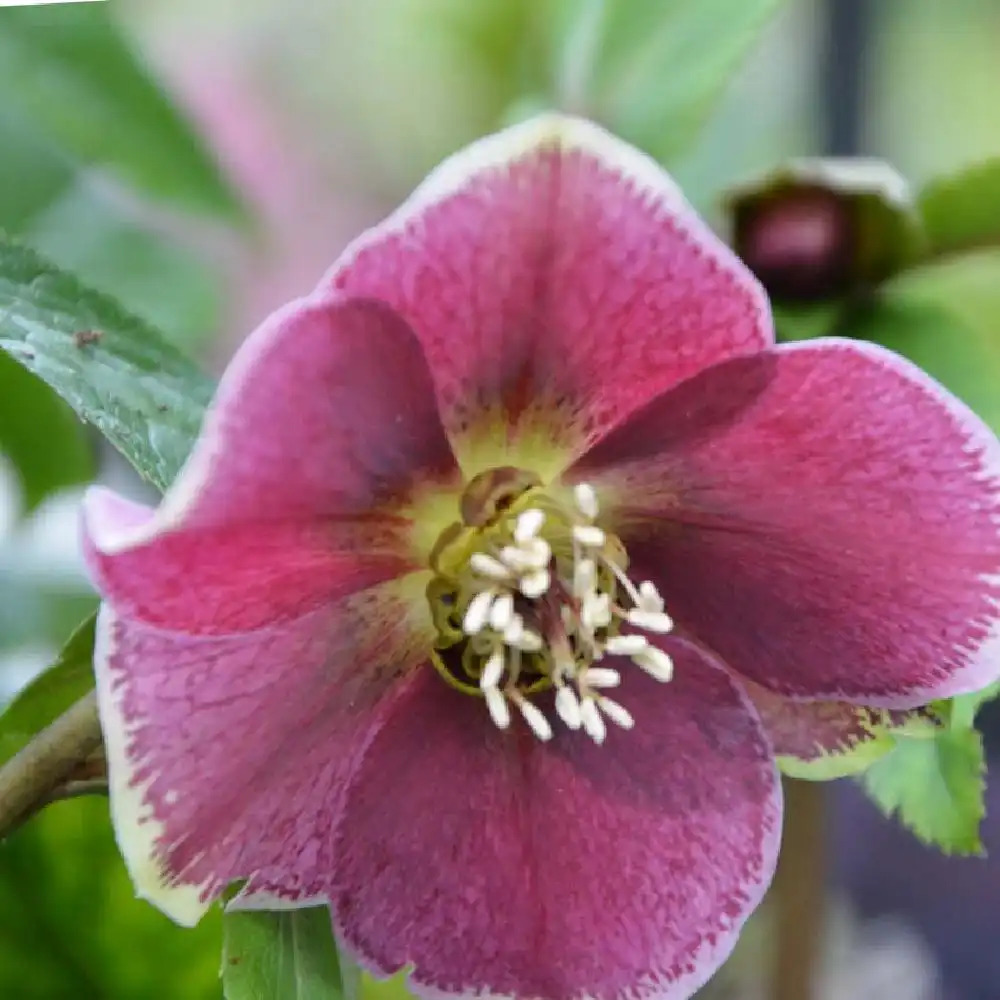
[0,110,72,234]
[861,726,986,855]
[0,613,97,767]
[948,680,1000,733]
[0,347,93,512]
[0,3,243,220]
[27,182,221,351]
[591,0,791,164]
[222,908,344,1000]
[0,237,214,492]
[918,158,1000,257]
[0,797,221,999]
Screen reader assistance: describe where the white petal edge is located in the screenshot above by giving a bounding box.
[319,112,774,348]
[780,336,1000,708]
[94,603,214,926]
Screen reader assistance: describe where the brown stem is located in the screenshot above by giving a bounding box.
[771,778,827,1000]
[0,692,103,840]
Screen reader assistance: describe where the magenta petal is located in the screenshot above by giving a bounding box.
[323,115,772,467]
[573,339,1000,706]
[82,294,458,633]
[83,487,412,634]
[331,645,781,1000]
[168,294,458,526]
[95,575,431,925]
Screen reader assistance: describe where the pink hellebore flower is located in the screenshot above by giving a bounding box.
[82,116,1000,1000]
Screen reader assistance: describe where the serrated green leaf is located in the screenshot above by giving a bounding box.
[949,680,1000,732]
[222,908,344,1000]
[861,727,985,855]
[591,0,791,164]
[0,3,243,220]
[0,237,213,492]
[0,346,93,512]
[0,613,97,767]
[918,159,1000,257]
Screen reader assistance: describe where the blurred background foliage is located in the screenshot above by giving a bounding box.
[2,0,1000,998]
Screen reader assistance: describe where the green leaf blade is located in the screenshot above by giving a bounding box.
[0,613,97,768]
[861,727,986,856]
[0,3,244,221]
[918,159,1000,257]
[591,0,791,164]
[223,908,344,1000]
[0,237,213,492]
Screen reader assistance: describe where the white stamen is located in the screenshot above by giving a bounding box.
[484,687,510,729]
[489,592,515,631]
[518,700,553,741]
[463,589,494,634]
[634,646,674,683]
[604,633,648,656]
[582,592,612,630]
[520,568,551,599]
[598,696,634,730]
[626,608,675,633]
[573,558,597,598]
[574,483,599,520]
[581,667,621,689]
[573,524,606,548]
[499,545,534,572]
[470,552,511,581]
[555,686,583,729]
[514,508,545,543]
[580,698,606,744]
[504,621,543,653]
[480,649,504,690]
[637,580,665,613]
[522,537,552,569]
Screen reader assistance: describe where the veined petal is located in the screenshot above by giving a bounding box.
[331,644,781,1000]
[83,488,412,634]
[322,114,772,476]
[96,294,459,555]
[95,573,432,926]
[572,339,1000,706]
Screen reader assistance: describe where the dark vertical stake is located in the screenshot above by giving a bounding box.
[821,0,873,155]
[770,4,874,1000]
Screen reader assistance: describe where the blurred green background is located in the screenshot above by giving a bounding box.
[1,1,1000,997]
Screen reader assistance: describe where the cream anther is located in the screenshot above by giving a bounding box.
[573,524,606,548]
[598,697,634,730]
[514,508,545,543]
[463,589,495,634]
[484,687,510,729]
[520,568,551,599]
[634,646,674,683]
[470,552,511,581]
[605,634,648,656]
[574,483,599,520]
[489,593,515,631]
[580,698,607,744]
[626,608,674,633]
[480,649,504,690]
[581,667,621,689]
[555,686,583,729]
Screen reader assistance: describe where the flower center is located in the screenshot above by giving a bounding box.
[426,467,675,744]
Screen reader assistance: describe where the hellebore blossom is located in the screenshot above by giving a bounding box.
[82,116,1000,1000]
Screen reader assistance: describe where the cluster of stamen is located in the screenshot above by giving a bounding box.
[427,474,675,744]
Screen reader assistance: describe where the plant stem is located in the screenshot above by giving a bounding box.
[771,778,826,1000]
[0,691,103,840]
